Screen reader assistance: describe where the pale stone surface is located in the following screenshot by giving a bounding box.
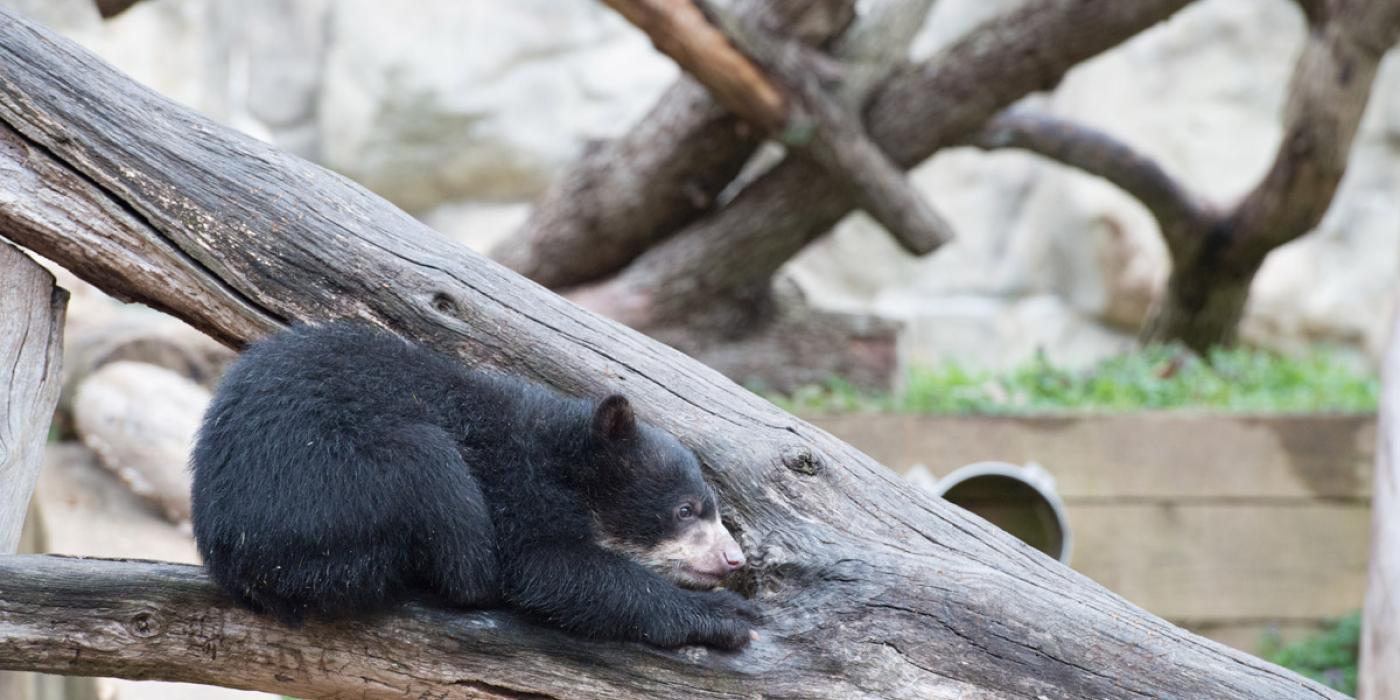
[7,0,1400,371]
[316,0,676,210]
[72,362,209,525]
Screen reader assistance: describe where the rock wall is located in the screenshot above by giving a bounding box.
[13,0,1399,372]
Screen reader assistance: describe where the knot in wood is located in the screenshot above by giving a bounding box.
[430,292,459,316]
[781,447,822,476]
[125,610,164,638]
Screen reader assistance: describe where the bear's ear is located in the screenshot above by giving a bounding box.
[592,394,637,442]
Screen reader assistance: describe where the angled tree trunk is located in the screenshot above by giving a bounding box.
[0,9,1345,699]
[0,241,67,700]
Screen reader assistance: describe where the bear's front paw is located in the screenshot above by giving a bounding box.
[691,590,761,650]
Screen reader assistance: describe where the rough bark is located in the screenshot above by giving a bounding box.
[651,0,953,255]
[960,0,1400,352]
[1361,302,1400,698]
[582,0,1195,332]
[1141,0,1400,349]
[492,0,855,289]
[0,241,66,700]
[0,8,1345,699]
[0,241,66,551]
[559,0,939,391]
[602,0,789,131]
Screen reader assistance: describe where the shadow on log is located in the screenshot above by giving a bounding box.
[0,8,1343,699]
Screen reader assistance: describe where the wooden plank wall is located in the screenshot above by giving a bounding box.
[811,413,1375,652]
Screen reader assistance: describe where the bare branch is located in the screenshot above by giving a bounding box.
[701,1,951,254]
[601,0,789,131]
[1141,0,1400,349]
[585,0,1198,325]
[966,110,1210,250]
[604,0,950,255]
[0,555,809,700]
[1226,0,1400,258]
[493,0,855,290]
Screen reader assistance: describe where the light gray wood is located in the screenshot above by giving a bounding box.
[0,8,1343,699]
[0,241,66,700]
[0,241,65,551]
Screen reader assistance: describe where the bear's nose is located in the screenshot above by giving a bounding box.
[723,546,746,570]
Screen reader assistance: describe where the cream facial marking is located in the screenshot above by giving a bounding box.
[597,513,746,589]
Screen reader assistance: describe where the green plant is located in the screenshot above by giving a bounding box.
[764,345,1379,414]
[1260,612,1361,696]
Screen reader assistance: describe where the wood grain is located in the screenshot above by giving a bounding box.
[0,242,65,551]
[0,241,66,700]
[0,8,1344,699]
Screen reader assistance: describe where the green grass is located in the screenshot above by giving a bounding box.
[1262,612,1361,696]
[767,345,1379,415]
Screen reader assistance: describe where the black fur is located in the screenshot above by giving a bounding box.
[190,323,757,649]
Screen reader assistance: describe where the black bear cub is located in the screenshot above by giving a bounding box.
[191,323,757,649]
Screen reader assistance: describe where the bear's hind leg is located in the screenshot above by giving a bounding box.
[398,426,500,608]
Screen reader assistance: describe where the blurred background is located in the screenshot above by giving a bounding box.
[5,0,1398,697]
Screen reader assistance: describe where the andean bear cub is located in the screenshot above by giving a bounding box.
[190,322,758,649]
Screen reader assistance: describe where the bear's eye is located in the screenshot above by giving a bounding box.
[676,504,697,521]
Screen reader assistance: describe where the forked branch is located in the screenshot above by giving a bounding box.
[604,0,951,255]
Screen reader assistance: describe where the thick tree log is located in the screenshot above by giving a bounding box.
[0,241,66,700]
[0,8,1343,699]
[1361,302,1400,698]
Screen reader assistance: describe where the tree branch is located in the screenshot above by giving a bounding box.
[1225,0,1400,259]
[1139,0,1400,349]
[0,8,1342,698]
[602,0,789,131]
[0,555,771,700]
[492,0,855,290]
[606,0,950,255]
[966,110,1211,252]
[583,0,1198,326]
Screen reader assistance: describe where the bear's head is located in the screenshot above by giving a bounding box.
[584,394,747,589]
